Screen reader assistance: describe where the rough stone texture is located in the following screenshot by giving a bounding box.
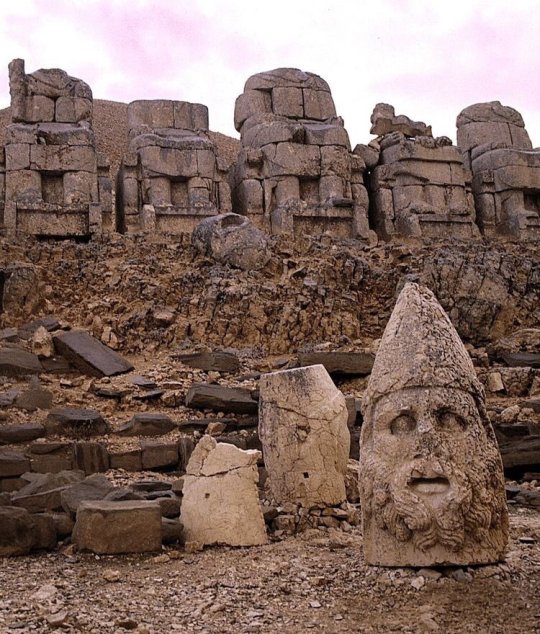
[259,364,350,507]
[117,413,175,437]
[456,101,539,240]
[186,384,258,414]
[359,283,509,567]
[298,351,374,375]
[45,408,110,437]
[0,451,30,477]
[181,435,267,546]
[175,350,240,373]
[116,99,230,235]
[232,68,375,242]
[60,474,114,517]
[370,103,432,137]
[73,500,162,554]
[0,423,45,444]
[0,506,36,556]
[192,213,270,271]
[3,58,111,237]
[0,348,41,377]
[369,110,478,240]
[53,330,134,377]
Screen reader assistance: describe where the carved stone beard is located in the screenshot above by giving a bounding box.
[362,448,503,554]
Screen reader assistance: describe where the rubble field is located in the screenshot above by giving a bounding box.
[0,233,538,633]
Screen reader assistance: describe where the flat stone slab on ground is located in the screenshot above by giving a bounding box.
[502,352,540,368]
[185,384,258,414]
[45,408,110,437]
[0,348,42,377]
[298,351,375,375]
[73,500,162,554]
[117,413,176,437]
[53,330,134,377]
[0,451,30,477]
[0,423,45,444]
[176,351,240,373]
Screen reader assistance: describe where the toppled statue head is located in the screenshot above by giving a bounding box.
[360,283,508,567]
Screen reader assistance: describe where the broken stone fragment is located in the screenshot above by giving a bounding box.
[192,213,270,271]
[181,435,267,546]
[117,412,176,437]
[73,500,162,554]
[370,103,432,137]
[0,506,37,556]
[53,330,133,378]
[30,326,55,358]
[297,350,374,375]
[175,350,240,373]
[61,473,115,517]
[185,384,258,415]
[360,282,508,567]
[45,407,110,438]
[0,348,41,377]
[259,364,350,507]
[0,422,45,444]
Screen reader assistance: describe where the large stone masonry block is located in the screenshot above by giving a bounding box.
[73,500,162,554]
[55,97,93,123]
[234,90,272,131]
[302,88,336,120]
[29,145,96,172]
[139,146,199,179]
[272,86,304,118]
[262,143,321,178]
[304,124,349,148]
[5,169,41,201]
[320,145,351,177]
[5,144,31,171]
[181,436,267,546]
[25,95,55,123]
[259,365,350,507]
[128,100,175,129]
[173,102,209,130]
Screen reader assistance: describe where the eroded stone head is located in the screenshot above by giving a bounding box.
[360,283,508,566]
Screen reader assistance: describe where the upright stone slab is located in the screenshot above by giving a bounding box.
[73,500,162,554]
[359,283,508,567]
[259,365,350,507]
[53,330,133,377]
[181,435,267,546]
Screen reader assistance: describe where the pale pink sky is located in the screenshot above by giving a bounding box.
[0,0,538,145]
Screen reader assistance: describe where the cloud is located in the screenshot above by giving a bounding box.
[0,0,538,143]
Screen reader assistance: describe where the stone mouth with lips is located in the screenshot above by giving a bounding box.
[408,468,451,494]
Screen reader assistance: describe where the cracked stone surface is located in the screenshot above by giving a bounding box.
[360,283,509,566]
[181,435,267,546]
[259,364,350,508]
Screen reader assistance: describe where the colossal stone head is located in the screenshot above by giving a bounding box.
[360,283,508,566]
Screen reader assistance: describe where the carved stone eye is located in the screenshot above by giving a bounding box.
[436,410,467,432]
[390,414,416,435]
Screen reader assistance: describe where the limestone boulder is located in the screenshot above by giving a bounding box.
[181,435,267,546]
[192,213,270,271]
[258,365,350,507]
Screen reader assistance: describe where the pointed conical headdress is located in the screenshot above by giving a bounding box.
[362,283,485,418]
